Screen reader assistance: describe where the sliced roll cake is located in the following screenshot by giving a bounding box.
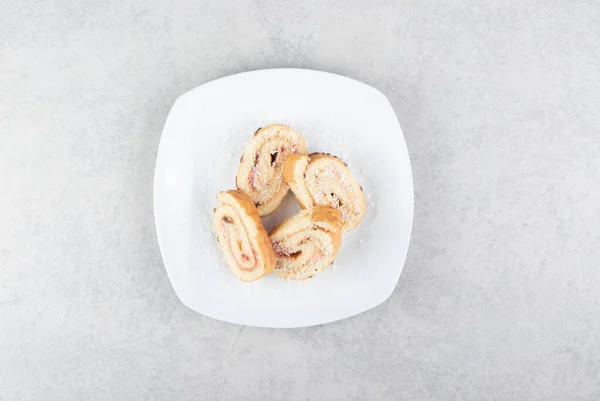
[283,153,366,232]
[236,124,307,216]
[214,190,276,282]
[270,205,343,280]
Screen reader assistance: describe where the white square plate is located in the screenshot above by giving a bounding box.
[154,69,413,328]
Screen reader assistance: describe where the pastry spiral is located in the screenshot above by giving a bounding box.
[214,190,276,282]
[270,205,342,280]
[236,124,307,216]
[283,153,366,232]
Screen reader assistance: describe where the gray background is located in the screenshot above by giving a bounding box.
[1,0,599,400]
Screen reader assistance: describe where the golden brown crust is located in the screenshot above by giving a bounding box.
[236,125,307,216]
[310,203,343,233]
[282,154,312,209]
[214,190,276,282]
[269,205,343,280]
[282,152,366,232]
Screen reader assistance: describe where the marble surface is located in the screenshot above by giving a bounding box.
[1,0,599,399]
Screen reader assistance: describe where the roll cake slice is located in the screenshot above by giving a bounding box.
[214,190,276,282]
[283,153,366,232]
[236,124,307,216]
[270,205,342,280]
